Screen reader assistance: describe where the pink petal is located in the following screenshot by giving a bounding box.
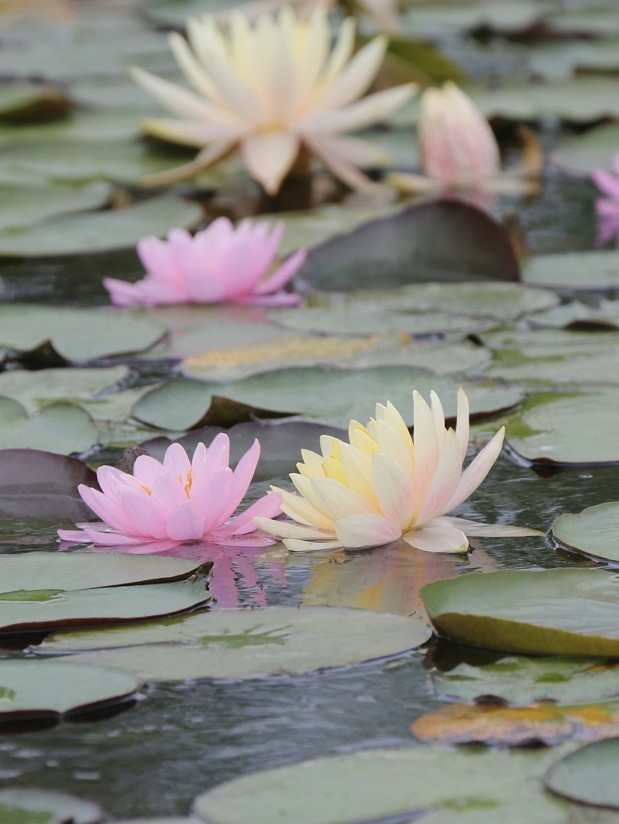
[253,249,307,295]
[166,500,208,541]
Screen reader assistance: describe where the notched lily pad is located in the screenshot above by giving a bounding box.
[37,606,430,680]
[422,568,619,657]
[0,399,97,455]
[544,738,619,810]
[0,788,102,824]
[552,503,619,564]
[0,660,140,721]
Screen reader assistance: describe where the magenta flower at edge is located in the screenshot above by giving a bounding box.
[58,436,282,549]
[103,217,306,308]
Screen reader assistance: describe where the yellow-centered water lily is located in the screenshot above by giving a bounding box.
[255,388,539,553]
[130,6,415,193]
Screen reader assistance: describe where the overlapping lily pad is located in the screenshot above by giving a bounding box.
[132,367,524,431]
[524,252,619,291]
[37,607,430,680]
[421,568,619,657]
[0,788,102,824]
[506,390,619,465]
[0,660,140,720]
[0,399,97,454]
[0,580,208,635]
[192,745,573,824]
[0,195,203,257]
[0,449,95,519]
[0,552,205,591]
[0,306,164,362]
[430,656,619,706]
[551,503,619,564]
[0,180,110,231]
[551,123,619,175]
[0,366,128,412]
[544,739,619,810]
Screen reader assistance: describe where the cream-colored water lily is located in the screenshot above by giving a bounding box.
[255,388,539,553]
[130,7,415,193]
[388,82,541,198]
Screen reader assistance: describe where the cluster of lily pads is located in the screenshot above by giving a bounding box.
[6,0,619,821]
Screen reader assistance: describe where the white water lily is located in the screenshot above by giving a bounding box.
[130,6,415,193]
[255,388,539,553]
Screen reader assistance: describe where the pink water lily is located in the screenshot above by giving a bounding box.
[58,436,282,549]
[256,388,539,553]
[104,218,305,308]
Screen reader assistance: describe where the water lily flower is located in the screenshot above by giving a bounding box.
[255,388,538,553]
[593,155,619,246]
[58,436,282,549]
[130,7,415,193]
[388,82,541,198]
[103,218,305,308]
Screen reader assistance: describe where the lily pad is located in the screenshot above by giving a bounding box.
[412,699,619,747]
[0,181,110,231]
[544,738,619,810]
[551,123,619,175]
[0,306,164,362]
[0,552,205,591]
[192,745,573,824]
[0,660,140,720]
[484,342,619,386]
[0,82,72,121]
[0,366,129,412]
[132,367,524,431]
[506,390,619,466]
[0,579,208,635]
[524,252,619,291]
[0,789,102,824]
[0,400,97,455]
[431,656,619,706]
[551,503,619,564]
[37,607,430,680]
[0,196,203,257]
[0,449,95,520]
[421,568,619,657]
[300,199,521,291]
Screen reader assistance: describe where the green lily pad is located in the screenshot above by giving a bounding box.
[0,788,102,824]
[0,196,203,257]
[0,181,110,231]
[0,306,164,362]
[528,39,619,82]
[301,200,521,290]
[484,341,619,386]
[0,108,149,146]
[0,82,72,121]
[552,503,619,564]
[551,123,619,175]
[0,400,97,455]
[0,552,206,591]
[506,390,619,466]
[421,568,619,657]
[530,301,619,331]
[37,607,430,680]
[0,449,95,520]
[0,579,208,635]
[192,745,573,824]
[132,367,524,431]
[431,656,619,706]
[524,252,619,291]
[0,366,129,412]
[0,660,140,720]
[544,739,619,810]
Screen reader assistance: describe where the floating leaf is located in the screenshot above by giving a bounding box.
[0,181,110,231]
[192,745,571,824]
[524,252,619,291]
[0,400,97,455]
[300,200,521,291]
[506,390,619,466]
[0,660,140,720]
[544,739,619,810]
[0,196,203,257]
[551,123,619,175]
[485,341,619,386]
[133,367,524,431]
[0,306,164,362]
[0,552,205,591]
[551,503,619,564]
[0,580,208,635]
[0,449,95,520]
[422,568,619,657]
[0,788,102,824]
[430,656,619,707]
[0,82,72,121]
[38,607,430,680]
[0,366,128,412]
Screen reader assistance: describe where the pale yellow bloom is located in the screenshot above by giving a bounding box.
[130,7,415,193]
[256,388,539,553]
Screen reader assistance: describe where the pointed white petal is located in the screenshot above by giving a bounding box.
[300,84,416,135]
[284,537,343,552]
[444,427,505,513]
[416,429,463,525]
[319,35,388,111]
[455,387,470,462]
[444,516,543,538]
[137,141,237,187]
[372,453,413,529]
[253,516,333,540]
[309,476,377,521]
[241,131,300,195]
[130,66,215,121]
[402,522,469,553]
[335,513,401,549]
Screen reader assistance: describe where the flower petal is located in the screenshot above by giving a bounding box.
[402,522,468,553]
[334,513,401,549]
[241,130,300,195]
[444,427,505,513]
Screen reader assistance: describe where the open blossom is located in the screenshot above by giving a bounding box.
[130,7,415,193]
[388,82,540,199]
[593,154,619,246]
[58,437,282,549]
[104,218,305,308]
[255,389,538,553]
